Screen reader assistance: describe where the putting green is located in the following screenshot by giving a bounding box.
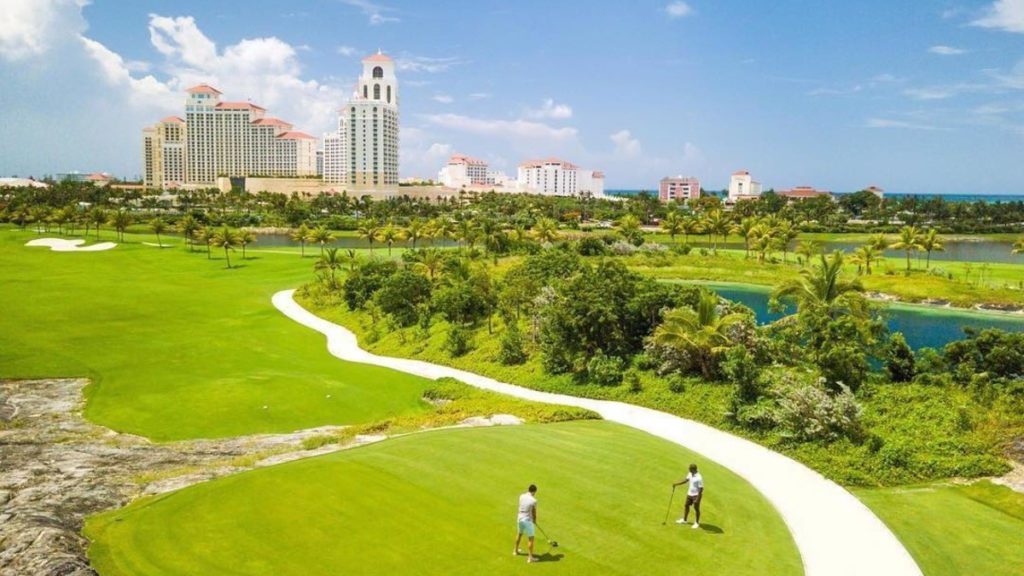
[856,481,1024,576]
[0,229,429,440]
[86,421,802,575]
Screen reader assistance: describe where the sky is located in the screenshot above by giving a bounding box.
[1,0,1023,194]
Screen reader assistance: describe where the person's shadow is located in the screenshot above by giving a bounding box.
[697,523,724,534]
[534,552,564,562]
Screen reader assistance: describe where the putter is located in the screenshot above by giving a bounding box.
[536,524,559,548]
[662,485,676,525]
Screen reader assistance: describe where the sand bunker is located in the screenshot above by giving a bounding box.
[25,238,117,252]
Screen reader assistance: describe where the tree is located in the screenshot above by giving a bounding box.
[357,220,381,254]
[1014,237,1024,255]
[868,233,890,252]
[682,215,703,246]
[108,209,131,241]
[310,225,336,256]
[795,240,822,265]
[891,225,923,272]
[177,214,199,251]
[90,208,107,239]
[886,332,915,382]
[379,223,401,256]
[376,269,433,326]
[429,216,456,245]
[238,228,257,259]
[195,227,213,259]
[850,244,883,275]
[403,218,426,248]
[774,219,800,263]
[291,223,312,257]
[653,290,747,379]
[732,217,758,258]
[702,210,730,254]
[149,217,167,247]
[210,226,242,268]
[772,251,868,320]
[531,217,560,244]
[411,248,445,281]
[660,211,684,245]
[919,228,944,269]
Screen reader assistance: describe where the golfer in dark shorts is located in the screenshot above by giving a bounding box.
[673,463,704,529]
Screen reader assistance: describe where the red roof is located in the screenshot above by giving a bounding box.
[780,186,831,198]
[252,117,293,128]
[186,84,222,95]
[733,170,750,176]
[215,101,266,111]
[87,172,112,181]
[519,157,578,170]
[592,171,605,178]
[448,154,486,166]
[160,116,184,124]
[363,52,393,63]
[277,131,315,140]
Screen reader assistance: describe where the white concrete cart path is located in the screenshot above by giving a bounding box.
[273,289,922,576]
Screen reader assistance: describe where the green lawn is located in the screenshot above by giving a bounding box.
[0,227,430,440]
[855,481,1024,576]
[85,421,802,576]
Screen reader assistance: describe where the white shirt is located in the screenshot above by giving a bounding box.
[686,472,704,497]
[517,492,537,522]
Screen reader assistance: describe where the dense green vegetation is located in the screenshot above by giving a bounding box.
[86,421,802,576]
[0,228,431,440]
[855,481,1024,576]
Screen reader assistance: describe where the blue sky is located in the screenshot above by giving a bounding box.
[1,0,1023,193]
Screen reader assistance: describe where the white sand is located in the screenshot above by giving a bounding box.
[273,289,922,576]
[25,238,117,252]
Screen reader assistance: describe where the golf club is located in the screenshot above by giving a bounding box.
[661,485,676,525]
[536,524,559,548]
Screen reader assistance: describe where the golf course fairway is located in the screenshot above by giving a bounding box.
[0,229,429,440]
[85,421,802,575]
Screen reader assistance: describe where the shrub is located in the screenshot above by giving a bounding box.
[609,240,637,255]
[817,343,868,392]
[375,269,432,327]
[624,369,643,393]
[586,351,625,386]
[666,374,686,393]
[672,244,693,256]
[497,322,528,365]
[575,236,608,256]
[723,346,762,403]
[775,382,863,442]
[444,325,472,357]
[885,332,915,383]
[343,260,398,310]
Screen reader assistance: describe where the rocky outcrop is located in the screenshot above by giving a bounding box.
[0,379,353,576]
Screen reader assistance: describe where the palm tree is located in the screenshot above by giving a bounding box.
[210,226,242,268]
[850,245,883,275]
[310,226,336,256]
[919,228,944,269]
[403,218,426,248]
[703,210,730,254]
[238,228,257,259]
[748,223,775,263]
[291,223,312,257]
[455,219,480,249]
[682,215,703,246]
[774,220,800,263]
[617,213,642,244]
[772,251,868,320]
[478,218,506,255]
[429,216,456,245]
[380,223,400,256]
[731,217,759,258]
[532,217,560,244]
[1014,237,1024,255]
[30,206,51,234]
[660,211,684,245]
[795,241,822,265]
[357,219,381,254]
[108,210,132,242]
[90,208,107,239]
[653,290,747,379]
[891,226,924,272]
[412,248,445,281]
[61,206,78,236]
[315,247,343,287]
[149,217,167,247]
[868,233,890,252]
[196,227,213,259]
[177,214,199,251]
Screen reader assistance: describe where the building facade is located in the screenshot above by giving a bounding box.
[438,154,488,188]
[778,186,833,201]
[322,51,400,190]
[142,84,317,189]
[659,176,701,203]
[728,170,763,202]
[516,158,604,196]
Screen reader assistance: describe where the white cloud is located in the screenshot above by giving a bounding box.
[395,54,462,73]
[425,142,452,159]
[432,94,453,104]
[865,118,938,130]
[468,92,491,100]
[665,1,693,19]
[423,113,578,141]
[973,0,1024,33]
[336,45,358,57]
[340,0,399,25]
[526,98,573,119]
[79,36,175,107]
[0,0,87,62]
[929,45,967,55]
[610,129,641,157]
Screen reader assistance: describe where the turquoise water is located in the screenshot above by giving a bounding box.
[707,284,1024,350]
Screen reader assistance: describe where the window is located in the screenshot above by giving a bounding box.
[374,84,381,100]
[387,86,391,103]
[373,66,384,79]
[363,86,368,99]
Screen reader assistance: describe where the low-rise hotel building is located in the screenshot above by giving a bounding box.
[659,176,701,203]
[517,158,604,196]
[438,154,489,188]
[778,186,833,201]
[728,170,763,202]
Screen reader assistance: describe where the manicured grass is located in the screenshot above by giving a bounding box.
[0,227,430,440]
[855,481,1024,576]
[85,421,802,576]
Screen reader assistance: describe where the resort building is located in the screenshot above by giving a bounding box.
[516,158,604,196]
[322,51,400,190]
[438,154,489,188]
[141,84,317,189]
[659,176,701,203]
[778,186,834,201]
[728,170,763,202]
[142,117,187,189]
[864,185,885,199]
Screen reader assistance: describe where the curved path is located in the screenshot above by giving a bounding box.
[273,289,921,576]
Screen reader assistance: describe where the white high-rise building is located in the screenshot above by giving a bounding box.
[142,116,187,189]
[142,84,316,189]
[438,154,488,188]
[322,51,400,190]
[517,158,604,196]
[728,170,763,201]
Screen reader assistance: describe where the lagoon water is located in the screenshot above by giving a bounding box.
[709,284,1024,350]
